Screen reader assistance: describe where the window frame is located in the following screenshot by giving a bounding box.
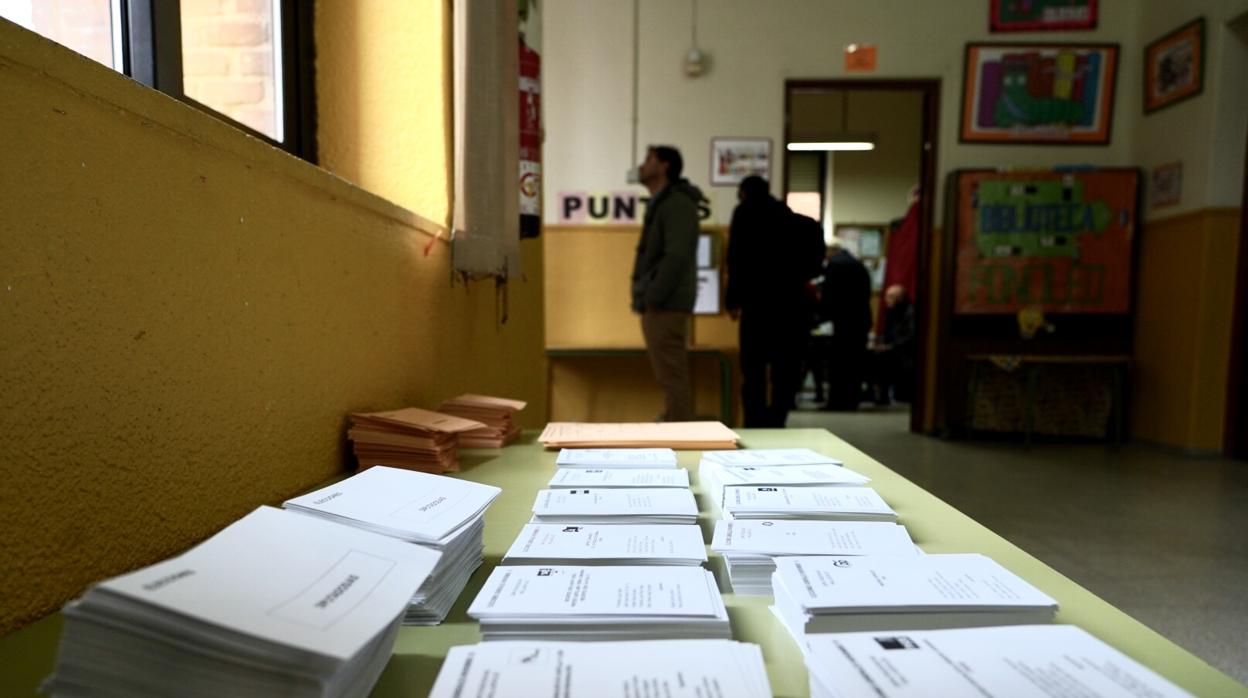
[118,0,316,162]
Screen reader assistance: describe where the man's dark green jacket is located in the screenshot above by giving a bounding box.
[630,179,703,312]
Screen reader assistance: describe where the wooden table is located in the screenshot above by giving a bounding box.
[1,429,1242,697]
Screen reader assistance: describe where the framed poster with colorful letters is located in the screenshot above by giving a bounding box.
[952,169,1140,315]
[960,43,1118,144]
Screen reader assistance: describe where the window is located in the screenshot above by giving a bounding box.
[0,0,314,160]
[0,0,123,71]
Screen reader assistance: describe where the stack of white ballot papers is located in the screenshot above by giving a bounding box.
[711,520,919,595]
[701,462,870,509]
[503,524,707,566]
[531,488,698,524]
[702,448,842,467]
[803,625,1192,698]
[556,447,678,468]
[468,566,730,641]
[430,640,774,698]
[722,485,898,521]
[282,466,501,625]
[772,554,1058,642]
[548,467,690,488]
[44,506,440,698]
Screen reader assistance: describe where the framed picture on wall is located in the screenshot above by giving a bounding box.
[1150,162,1183,208]
[1144,18,1204,114]
[960,43,1119,145]
[709,137,772,187]
[989,0,1098,32]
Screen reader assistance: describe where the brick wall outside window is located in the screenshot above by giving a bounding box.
[8,0,115,69]
[182,0,279,140]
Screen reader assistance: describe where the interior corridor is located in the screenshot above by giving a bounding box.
[787,404,1248,683]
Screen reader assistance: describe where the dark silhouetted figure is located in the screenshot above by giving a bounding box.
[820,241,872,410]
[869,284,917,404]
[726,176,825,427]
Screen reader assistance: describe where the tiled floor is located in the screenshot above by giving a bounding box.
[786,402,1248,685]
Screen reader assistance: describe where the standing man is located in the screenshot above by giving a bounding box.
[726,176,825,427]
[631,145,702,422]
[820,239,873,410]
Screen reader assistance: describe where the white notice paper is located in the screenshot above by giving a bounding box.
[556,448,679,468]
[430,640,774,698]
[804,625,1192,698]
[723,486,897,521]
[702,449,842,467]
[532,488,698,524]
[548,468,690,488]
[775,554,1058,614]
[469,566,723,619]
[712,520,916,557]
[503,524,707,565]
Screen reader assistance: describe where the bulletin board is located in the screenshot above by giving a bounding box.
[952,169,1140,315]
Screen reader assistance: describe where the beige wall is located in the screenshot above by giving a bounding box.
[543,0,1143,226]
[1135,0,1248,219]
[0,18,545,633]
[543,0,1248,450]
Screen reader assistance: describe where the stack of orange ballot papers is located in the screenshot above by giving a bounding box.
[436,394,526,448]
[538,422,740,450]
[349,407,486,473]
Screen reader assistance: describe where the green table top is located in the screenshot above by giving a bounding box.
[2,429,1244,697]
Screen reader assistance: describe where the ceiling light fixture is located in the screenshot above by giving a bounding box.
[787,91,876,151]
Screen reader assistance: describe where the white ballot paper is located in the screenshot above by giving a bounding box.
[701,448,842,467]
[804,625,1192,698]
[504,524,707,565]
[282,466,501,544]
[712,520,918,595]
[468,566,729,641]
[45,506,442,698]
[712,520,916,557]
[772,554,1057,638]
[702,463,870,509]
[548,468,690,488]
[556,448,679,468]
[723,486,897,521]
[532,488,698,524]
[430,640,774,698]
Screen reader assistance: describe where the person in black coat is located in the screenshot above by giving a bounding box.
[726,176,825,427]
[870,284,917,404]
[820,241,872,410]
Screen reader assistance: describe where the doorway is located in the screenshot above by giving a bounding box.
[783,79,940,433]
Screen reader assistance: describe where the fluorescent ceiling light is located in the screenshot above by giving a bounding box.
[787,141,876,151]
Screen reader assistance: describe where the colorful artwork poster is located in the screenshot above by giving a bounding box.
[990,0,1098,32]
[954,169,1139,314]
[961,43,1118,144]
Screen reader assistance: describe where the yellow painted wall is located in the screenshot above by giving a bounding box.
[1132,209,1242,451]
[316,0,452,227]
[548,355,734,423]
[544,226,735,349]
[544,225,741,423]
[0,20,545,633]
